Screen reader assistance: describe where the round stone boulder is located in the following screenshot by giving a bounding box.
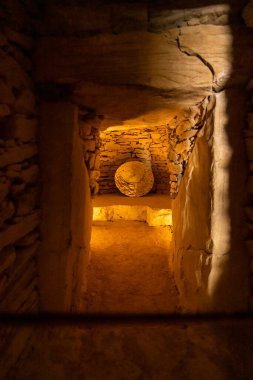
[115,161,154,197]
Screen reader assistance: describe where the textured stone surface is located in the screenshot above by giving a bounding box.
[243,1,253,27]
[115,161,154,197]
[39,103,92,312]
[0,212,40,249]
[0,145,38,168]
[173,90,249,312]
[93,203,172,227]
[83,220,175,313]
[5,320,253,380]
[99,125,170,194]
[0,10,40,325]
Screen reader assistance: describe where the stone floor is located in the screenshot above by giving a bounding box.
[4,221,253,379]
[7,318,253,380]
[82,220,179,313]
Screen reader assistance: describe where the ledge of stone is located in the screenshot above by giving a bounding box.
[92,194,172,226]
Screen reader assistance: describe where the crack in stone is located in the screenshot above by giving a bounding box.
[175,31,224,93]
[176,35,215,77]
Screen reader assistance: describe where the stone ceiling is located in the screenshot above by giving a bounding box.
[35,2,253,130]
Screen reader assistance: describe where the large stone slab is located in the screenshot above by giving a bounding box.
[35,30,213,92]
[72,82,204,129]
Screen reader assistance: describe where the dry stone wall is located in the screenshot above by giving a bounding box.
[99,125,170,195]
[78,98,212,198]
[167,97,214,197]
[78,109,101,196]
[0,3,40,315]
[0,0,40,377]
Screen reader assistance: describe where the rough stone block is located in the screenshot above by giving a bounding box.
[4,27,33,50]
[14,89,36,114]
[168,150,178,162]
[2,262,36,311]
[0,211,40,249]
[10,182,26,197]
[0,145,38,168]
[15,187,38,216]
[6,44,32,72]
[0,201,15,228]
[0,48,31,88]
[175,139,192,155]
[20,165,39,184]
[0,79,15,105]
[0,179,11,203]
[6,115,37,142]
[176,120,193,135]
[11,242,39,283]
[168,162,183,174]
[0,104,11,117]
[0,245,16,274]
[18,288,38,313]
[84,140,96,152]
[16,230,39,247]
[180,129,198,140]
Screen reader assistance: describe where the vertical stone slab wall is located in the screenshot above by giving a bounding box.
[172,92,249,312]
[172,117,213,311]
[39,102,92,312]
[246,83,253,310]
[243,1,253,310]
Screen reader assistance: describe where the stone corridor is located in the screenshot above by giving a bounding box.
[82,221,179,314]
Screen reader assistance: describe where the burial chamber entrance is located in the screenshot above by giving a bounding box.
[75,100,213,314]
[39,82,248,315]
[37,7,251,314]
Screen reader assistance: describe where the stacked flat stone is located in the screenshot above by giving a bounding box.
[78,111,101,196]
[99,125,170,195]
[0,14,40,317]
[115,161,154,197]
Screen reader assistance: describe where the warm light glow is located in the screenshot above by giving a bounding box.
[93,204,172,227]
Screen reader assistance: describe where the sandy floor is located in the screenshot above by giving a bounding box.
[82,221,179,313]
[4,221,253,379]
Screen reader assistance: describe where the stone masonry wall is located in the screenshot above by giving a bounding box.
[0,0,40,376]
[76,98,212,198]
[167,97,214,197]
[78,109,101,196]
[99,125,170,195]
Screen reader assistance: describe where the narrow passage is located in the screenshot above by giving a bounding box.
[82,221,180,313]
